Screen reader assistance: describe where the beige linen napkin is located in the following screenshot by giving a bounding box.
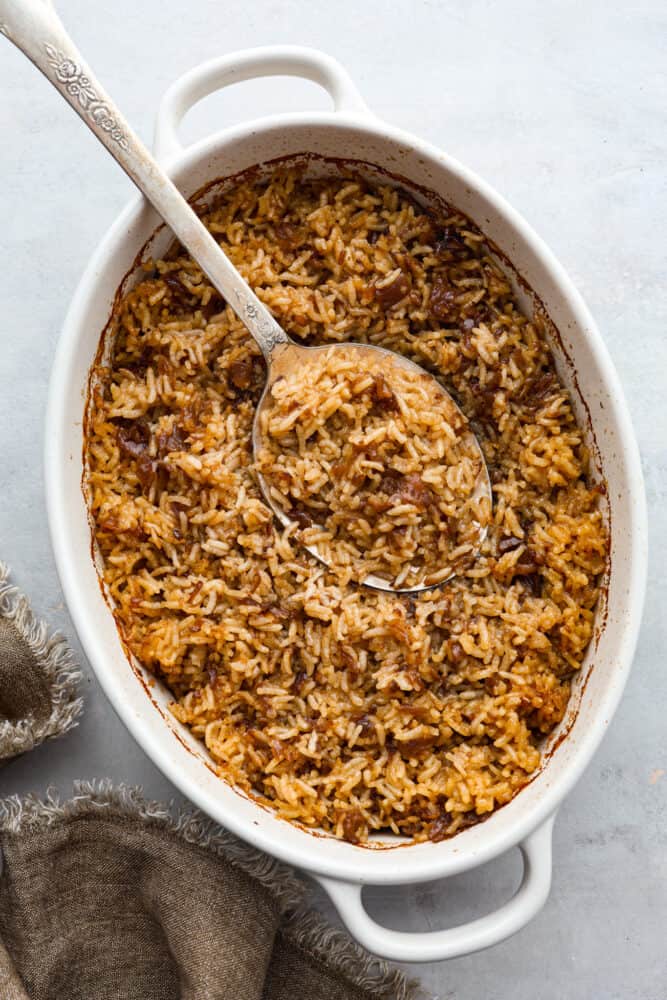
[0,564,81,761]
[0,565,425,1000]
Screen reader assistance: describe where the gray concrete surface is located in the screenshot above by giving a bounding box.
[0,1,665,996]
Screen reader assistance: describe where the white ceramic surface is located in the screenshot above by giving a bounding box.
[45,47,647,962]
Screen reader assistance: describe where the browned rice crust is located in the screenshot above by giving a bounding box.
[85,167,608,844]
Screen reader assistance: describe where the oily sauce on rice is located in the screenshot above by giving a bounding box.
[84,166,608,844]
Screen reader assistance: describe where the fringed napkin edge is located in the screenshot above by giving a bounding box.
[0,562,82,759]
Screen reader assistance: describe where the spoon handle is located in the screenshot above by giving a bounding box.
[0,0,289,361]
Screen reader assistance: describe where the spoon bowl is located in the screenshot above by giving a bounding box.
[252,338,492,594]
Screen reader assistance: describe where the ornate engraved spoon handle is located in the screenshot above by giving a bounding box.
[0,0,289,360]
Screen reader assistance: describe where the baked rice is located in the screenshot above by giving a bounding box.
[85,165,608,844]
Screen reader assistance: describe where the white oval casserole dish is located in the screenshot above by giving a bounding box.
[45,47,647,962]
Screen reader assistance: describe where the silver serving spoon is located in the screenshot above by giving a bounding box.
[1,0,492,594]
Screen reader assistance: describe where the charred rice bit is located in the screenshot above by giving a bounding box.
[256,347,490,589]
[85,166,608,844]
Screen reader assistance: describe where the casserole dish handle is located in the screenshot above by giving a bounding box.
[314,814,555,962]
[154,45,371,162]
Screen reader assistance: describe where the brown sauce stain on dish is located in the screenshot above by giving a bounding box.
[81,152,610,845]
[542,661,595,764]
